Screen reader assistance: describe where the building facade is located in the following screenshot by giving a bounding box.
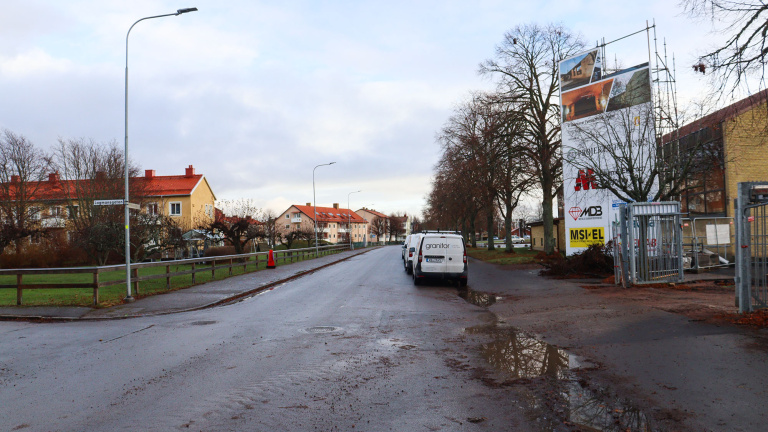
[277,203,368,244]
[663,89,768,217]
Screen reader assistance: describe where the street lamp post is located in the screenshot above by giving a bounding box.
[312,162,335,257]
[347,190,361,250]
[124,7,198,302]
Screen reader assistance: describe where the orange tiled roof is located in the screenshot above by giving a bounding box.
[292,205,368,224]
[357,208,388,218]
[134,175,203,197]
[3,171,205,202]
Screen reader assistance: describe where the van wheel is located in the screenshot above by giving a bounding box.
[406,263,412,275]
[459,279,467,288]
[413,273,421,286]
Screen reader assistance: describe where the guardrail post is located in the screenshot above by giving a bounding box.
[211,259,216,279]
[229,258,233,276]
[93,271,99,305]
[191,262,196,284]
[16,274,22,305]
[166,264,171,289]
[132,268,139,295]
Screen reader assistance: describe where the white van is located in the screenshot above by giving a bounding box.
[404,233,424,274]
[412,232,467,286]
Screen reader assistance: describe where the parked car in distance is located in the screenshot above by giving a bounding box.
[412,232,467,286]
[509,235,525,244]
[401,235,411,261]
[404,233,424,274]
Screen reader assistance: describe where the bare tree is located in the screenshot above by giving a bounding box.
[0,130,52,254]
[199,199,265,255]
[129,207,185,262]
[53,138,141,265]
[480,23,585,254]
[370,216,388,243]
[387,212,406,241]
[260,209,279,247]
[683,0,768,96]
[280,226,314,250]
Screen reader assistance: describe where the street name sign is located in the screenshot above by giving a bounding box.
[93,199,140,210]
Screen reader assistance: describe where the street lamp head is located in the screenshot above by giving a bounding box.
[329,161,336,165]
[177,7,198,14]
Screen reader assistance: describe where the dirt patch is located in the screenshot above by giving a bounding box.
[577,280,746,327]
[716,309,768,327]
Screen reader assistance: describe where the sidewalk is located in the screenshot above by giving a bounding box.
[0,248,373,321]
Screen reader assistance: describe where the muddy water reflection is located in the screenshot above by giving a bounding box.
[465,325,572,379]
[467,325,655,431]
[458,288,497,307]
[561,381,655,432]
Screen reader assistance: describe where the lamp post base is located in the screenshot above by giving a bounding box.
[123,296,135,303]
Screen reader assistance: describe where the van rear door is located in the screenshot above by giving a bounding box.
[444,237,465,274]
[420,235,451,274]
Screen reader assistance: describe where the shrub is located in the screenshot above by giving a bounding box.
[540,243,613,277]
[0,241,92,268]
[204,246,237,257]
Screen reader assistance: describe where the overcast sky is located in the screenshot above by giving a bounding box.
[0,1,726,217]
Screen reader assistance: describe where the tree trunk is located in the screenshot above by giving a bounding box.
[505,199,514,253]
[486,206,495,251]
[542,174,555,255]
[469,213,477,248]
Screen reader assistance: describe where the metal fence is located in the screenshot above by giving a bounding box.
[681,217,735,270]
[615,202,684,285]
[735,182,768,312]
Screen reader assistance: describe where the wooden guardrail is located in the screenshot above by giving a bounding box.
[0,244,350,306]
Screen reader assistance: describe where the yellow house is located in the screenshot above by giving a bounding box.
[138,165,216,230]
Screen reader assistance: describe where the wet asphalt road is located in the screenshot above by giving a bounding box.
[0,247,537,431]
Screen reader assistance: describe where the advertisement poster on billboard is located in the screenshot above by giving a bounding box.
[560,48,655,255]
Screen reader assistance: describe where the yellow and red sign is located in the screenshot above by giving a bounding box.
[569,227,605,247]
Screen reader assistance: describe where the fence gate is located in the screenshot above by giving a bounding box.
[616,202,684,285]
[681,217,735,271]
[735,182,768,313]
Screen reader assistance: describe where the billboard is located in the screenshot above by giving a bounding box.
[560,48,654,255]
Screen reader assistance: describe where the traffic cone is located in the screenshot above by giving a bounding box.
[267,249,276,269]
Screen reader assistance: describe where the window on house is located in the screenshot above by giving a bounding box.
[146,203,159,216]
[285,224,290,229]
[667,126,726,215]
[286,214,290,219]
[50,206,61,217]
[205,204,214,219]
[170,202,182,216]
[67,205,78,219]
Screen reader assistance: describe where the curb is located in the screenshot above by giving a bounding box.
[0,248,375,322]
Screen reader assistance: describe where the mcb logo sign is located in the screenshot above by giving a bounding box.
[568,206,603,221]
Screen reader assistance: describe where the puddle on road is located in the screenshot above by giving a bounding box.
[189,320,217,326]
[305,326,341,334]
[458,288,498,308]
[465,325,578,379]
[466,324,657,431]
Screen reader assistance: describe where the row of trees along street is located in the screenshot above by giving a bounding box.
[425,9,768,254]
[424,24,583,254]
